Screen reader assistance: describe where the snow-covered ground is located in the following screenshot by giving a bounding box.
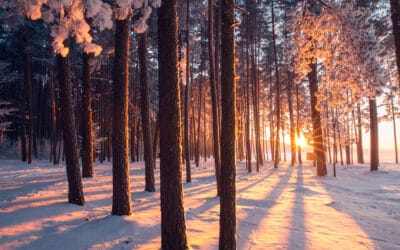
[0,158,399,250]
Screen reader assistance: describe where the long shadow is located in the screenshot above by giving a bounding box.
[0,178,64,205]
[237,166,294,249]
[184,165,280,222]
[319,165,400,249]
[288,165,306,250]
[17,213,161,250]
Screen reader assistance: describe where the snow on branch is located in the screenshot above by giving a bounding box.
[6,0,160,57]
[290,2,387,113]
[115,0,161,33]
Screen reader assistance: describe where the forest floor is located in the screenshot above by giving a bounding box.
[0,158,399,250]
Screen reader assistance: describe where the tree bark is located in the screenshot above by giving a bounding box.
[49,56,58,164]
[219,0,236,248]
[391,98,398,163]
[112,18,132,215]
[296,85,302,164]
[184,0,192,183]
[81,51,94,177]
[369,99,379,171]
[272,0,281,169]
[208,0,221,196]
[57,54,85,206]
[138,32,155,192]
[356,104,364,163]
[390,0,400,87]
[158,1,188,248]
[245,14,252,173]
[24,26,34,164]
[287,74,296,166]
[308,63,327,176]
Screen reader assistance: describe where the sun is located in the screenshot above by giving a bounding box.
[296,135,307,147]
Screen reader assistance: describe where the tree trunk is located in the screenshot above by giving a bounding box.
[245,14,252,173]
[356,104,364,163]
[287,75,296,166]
[184,0,192,183]
[390,0,400,87]
[308,63,327,176]
[158,1,188,248]
[138,32,156,192]
[49,56,58,164]
[57,54,85,206]
[112,18,132,215]
[24,27,34,164]
[296,85,302,164]
[196,61,203,167]
[369,99,379,171]
[81,51,94,178]
[391,98,398,163]
[153,117,159,168]
[208,0,221,196]
[272,0,281,169]
[219,0,236,248]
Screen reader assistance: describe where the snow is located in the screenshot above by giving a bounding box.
[1,158,399,249]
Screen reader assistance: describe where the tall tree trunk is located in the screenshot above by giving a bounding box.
[112,18,132,215]
[24,26,34,164]
[356,104,364,163]
[308,63,327,176]
[49,56,58,164]
[272,0,281,169]
[296,85,302,164]
[139,32,155,192]
[390,0,400,87]
[245,14,252,173]
[81,51,94,178]
[287,76,296,166]
[184,0,192,183]
[251,54,261,171]
[219,0,236,248]
[208,0,221,196]
[158,1,188,248]
[57,54,85,206]
[391,98,399,163]
[369,99,379,171]
[215,0,222,132]
[196,64,203,167]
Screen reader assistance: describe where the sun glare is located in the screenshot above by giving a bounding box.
[296,135,307,148]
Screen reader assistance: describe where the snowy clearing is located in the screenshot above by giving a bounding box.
[0,159,399,250]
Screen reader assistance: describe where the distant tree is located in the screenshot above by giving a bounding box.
[138,31,155,192]
[208,0,221,196]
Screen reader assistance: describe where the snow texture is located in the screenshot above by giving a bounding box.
[0,159,399,249]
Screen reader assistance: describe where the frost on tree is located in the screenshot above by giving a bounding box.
[290,2,387,172]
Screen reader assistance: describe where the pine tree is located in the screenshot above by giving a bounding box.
[390,0,400,86]
[138,31,155,192]
[208,0,221,196]
[57,53,85,206]
[219,0,236,248]
[158,0,188,248]
[112,17,132,216]
[81,51,94,178]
